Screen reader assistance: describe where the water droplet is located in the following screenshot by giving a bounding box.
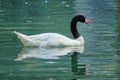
[25,2,28,5]
[8,73,13,76]
[65,5,69,8]
[44,0,48,3]
[61,1,67,4]
[27,20,32,23]
[45,61,55,64]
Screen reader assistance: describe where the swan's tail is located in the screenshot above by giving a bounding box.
[14,31,38,47]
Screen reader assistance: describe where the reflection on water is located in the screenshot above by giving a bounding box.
[71,52,90,75]
[15,46,91,79]
[15,46,84,61]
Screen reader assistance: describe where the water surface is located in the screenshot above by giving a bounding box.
[0,0,120,80]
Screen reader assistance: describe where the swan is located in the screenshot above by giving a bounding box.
[14,15,90,47]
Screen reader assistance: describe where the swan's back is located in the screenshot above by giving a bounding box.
[29,33,72,41]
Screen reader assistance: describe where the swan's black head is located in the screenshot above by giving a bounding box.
[74,15,90,25]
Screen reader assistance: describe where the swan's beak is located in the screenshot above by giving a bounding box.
[85,18,90,26]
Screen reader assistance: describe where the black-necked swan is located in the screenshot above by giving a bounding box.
[14,15,90,47]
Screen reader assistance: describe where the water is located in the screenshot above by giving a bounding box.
[0,0,120,80]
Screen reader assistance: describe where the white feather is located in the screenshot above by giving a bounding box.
[14,31,84,47]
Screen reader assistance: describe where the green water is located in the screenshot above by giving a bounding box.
[0,0,120,80]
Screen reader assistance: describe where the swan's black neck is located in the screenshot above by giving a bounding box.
[70,16,81,39]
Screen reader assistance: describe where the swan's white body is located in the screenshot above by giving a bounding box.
[14,31,84,47]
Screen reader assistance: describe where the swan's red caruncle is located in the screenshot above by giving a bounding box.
[85,18,90,25]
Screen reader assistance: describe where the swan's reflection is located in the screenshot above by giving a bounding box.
[15,46,90,79]
[71,52,90,76]
[15,46,84,61]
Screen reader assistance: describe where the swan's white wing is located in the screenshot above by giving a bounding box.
[29,33,72,41]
